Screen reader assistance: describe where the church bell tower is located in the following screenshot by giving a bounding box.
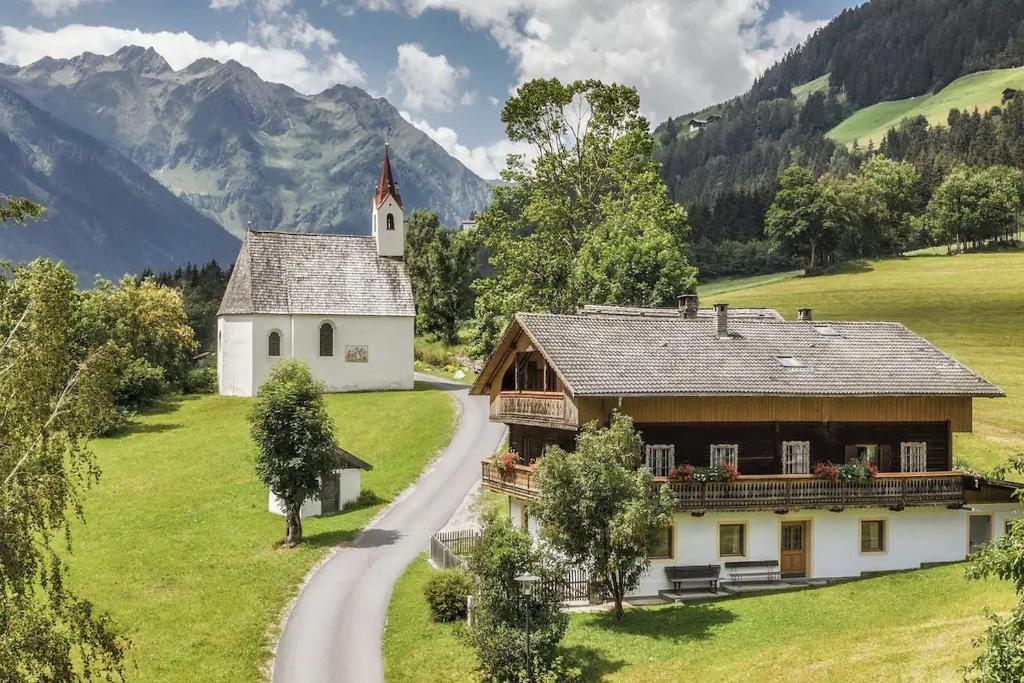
[372,144,405,258]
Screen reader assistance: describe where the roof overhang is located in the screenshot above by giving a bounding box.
[469,315,575,397]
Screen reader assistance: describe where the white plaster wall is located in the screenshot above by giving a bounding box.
[630,504,1023,597]
[339,469,361,509]
[267,470,363,518]
[218,312,414,396]
[218,316,254,396]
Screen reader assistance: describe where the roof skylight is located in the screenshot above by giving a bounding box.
[776,356,805,368]
[814,325,840,336]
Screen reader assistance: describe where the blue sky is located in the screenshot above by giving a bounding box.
[0,0,861,177]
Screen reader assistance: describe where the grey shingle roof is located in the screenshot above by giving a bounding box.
[217,231,414,317]
[515,312,1003,398]
[579,304,783,320]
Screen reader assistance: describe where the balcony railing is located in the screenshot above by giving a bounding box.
[481,460,966,511]
[490,391,576,426]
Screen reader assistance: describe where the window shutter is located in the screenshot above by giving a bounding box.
[844,445,857,463]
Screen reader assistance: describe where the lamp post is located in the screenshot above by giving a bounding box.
[514,572,540,683]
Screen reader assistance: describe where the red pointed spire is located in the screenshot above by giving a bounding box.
[374,144,402,209]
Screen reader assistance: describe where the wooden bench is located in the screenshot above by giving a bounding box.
[665,565,720,593]
[724,560,782,584]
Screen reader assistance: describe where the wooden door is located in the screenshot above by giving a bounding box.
[780,521,807,577]
[321,473,340,515]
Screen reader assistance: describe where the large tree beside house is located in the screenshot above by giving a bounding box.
[471,78,695,355]
[532,413,675,622]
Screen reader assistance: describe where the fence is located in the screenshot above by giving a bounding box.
[429,529,592,604]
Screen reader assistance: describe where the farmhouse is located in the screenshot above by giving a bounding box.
[216,146,415,396]
[471,296,1017,596]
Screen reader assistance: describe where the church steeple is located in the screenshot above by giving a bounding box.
[372,143,405,258]
[374,144,402,209]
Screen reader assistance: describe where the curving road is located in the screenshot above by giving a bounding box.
[272,374,505,683]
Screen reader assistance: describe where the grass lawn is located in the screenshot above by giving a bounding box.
[719,251,1024,471]
[385,556,1014,682]
[66,383,455,682]
[827,66,1024,146]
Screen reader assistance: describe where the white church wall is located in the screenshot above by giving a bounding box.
[232,313,413,396]
[218,316,254,396]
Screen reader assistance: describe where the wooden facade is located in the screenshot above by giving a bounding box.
[473,317,991,510]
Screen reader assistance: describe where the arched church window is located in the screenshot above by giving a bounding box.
[319,322,334,357]
[268,330,281,357]
[386,213,395,231]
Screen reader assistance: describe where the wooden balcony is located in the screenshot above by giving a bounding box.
[490,391,578,428]
[481,460,966,511]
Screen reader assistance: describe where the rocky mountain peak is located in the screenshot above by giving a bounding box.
[112,45,172,75]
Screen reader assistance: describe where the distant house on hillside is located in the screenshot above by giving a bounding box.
[471,295,1015,597]
[688,118,707,131]
[216,146,414,396]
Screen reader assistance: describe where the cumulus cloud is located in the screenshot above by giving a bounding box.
[392,43,470,112]
[400,110,532,179]
[252,14,338,50]
[29,0,102,17]
[0,24,365,93]
[350,0,825,122]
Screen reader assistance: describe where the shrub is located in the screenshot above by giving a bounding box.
[423,569,472,622]
[464,514,570,682]
[182,364,216,394]
[114,357,166,409]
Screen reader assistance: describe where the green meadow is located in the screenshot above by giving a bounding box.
[66,385,454,682]
[827,66,1024,146]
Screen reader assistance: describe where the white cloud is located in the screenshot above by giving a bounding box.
[392,43,469,112]
[252,15,337,50]
[210,0,290,12]
[29,0,102,17]
[209,0,243,9]
[487,95,500,107]
[0,24,365,93]
[400,110,533,179]
[351,0,825,122]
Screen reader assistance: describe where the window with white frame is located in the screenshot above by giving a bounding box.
[645,444,675,477]
[782,441,810,474]
[900,442,927,472]
[709,444,739,468]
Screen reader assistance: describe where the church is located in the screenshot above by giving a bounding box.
[216,146,415,396]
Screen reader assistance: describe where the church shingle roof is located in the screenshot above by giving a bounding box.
[217,230,414,317]
[490,312,1003,398]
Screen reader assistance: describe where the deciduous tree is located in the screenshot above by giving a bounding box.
[765,165,848,272]
[531,413,675,622]
[0,259,127,681]
[405,210,475,343]
[249,360,341,546]
[472,78,694,354]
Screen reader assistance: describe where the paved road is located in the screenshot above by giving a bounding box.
[272,375,505,683]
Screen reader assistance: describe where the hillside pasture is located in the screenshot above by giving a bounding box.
[828,66,1024,146]
[65,385,455,682]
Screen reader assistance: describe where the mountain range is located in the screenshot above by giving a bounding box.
[0,46,492,279]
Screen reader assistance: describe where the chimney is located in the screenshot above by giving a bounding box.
[677,293,699,319]
[714,303,729,338]
[797,308,813,322]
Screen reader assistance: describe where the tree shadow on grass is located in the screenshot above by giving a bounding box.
[822,259,875,276]
[122,422,184,435]
[302,527,361,549]
[563,644,626,681]
[586,601,736,643]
